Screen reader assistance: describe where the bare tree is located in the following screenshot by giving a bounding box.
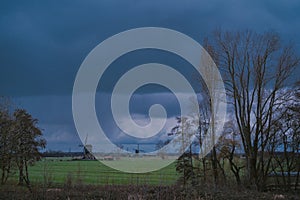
[270,85,300,190]
[201,40,226,187]
[171,116,196,187]
[210,30,299,189]
[219,119,245,186]
[195,100,211,184]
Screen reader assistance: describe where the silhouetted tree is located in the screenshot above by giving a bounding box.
[12,109,46,187]
[0,104,14,184]
[210,30,299,189]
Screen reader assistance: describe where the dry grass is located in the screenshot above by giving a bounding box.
[0,184,299,200]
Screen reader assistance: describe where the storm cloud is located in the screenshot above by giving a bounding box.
[1,0,299,150]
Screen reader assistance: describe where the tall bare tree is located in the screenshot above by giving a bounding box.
[210,30,299,189]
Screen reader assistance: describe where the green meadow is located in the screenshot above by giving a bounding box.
[18,158,179,186]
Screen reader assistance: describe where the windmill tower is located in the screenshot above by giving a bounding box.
[79,134,95,160]
[134,144,145,155]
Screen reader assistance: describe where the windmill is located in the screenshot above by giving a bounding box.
[78,134,95,160]
[133,144,146,154]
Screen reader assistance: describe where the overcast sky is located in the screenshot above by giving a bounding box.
[1,0,300,151]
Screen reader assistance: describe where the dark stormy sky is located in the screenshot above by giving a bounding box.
[1,0,299,151]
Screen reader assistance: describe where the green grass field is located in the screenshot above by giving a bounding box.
[2,157,299,200]
[20,157,179,186]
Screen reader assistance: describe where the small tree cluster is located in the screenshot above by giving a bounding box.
[0,99,46,187]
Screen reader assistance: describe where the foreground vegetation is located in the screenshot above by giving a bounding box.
[0,183,299,200]
[1,157,299,200]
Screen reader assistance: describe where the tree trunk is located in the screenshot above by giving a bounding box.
[295,165,300,190]
[18,161,24,185]
[202,158,207,182]
[25,160,30,185]
[235,172,241,186]
[1,166,6,185]
[211,147,218,187]
[246,156,257,188]
[229,160,241,186]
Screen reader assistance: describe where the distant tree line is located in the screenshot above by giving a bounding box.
[0,99,46,188]
[41,150,83,158]
[172,30,300,192]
